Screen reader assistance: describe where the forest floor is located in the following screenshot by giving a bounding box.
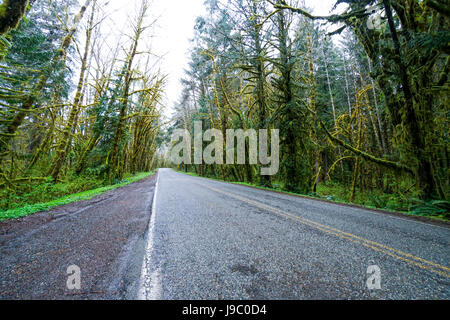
[0,173,156,299]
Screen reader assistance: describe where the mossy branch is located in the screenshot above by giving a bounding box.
[0,0,29,35]
[273,0,369,24]
[319,121,414,176]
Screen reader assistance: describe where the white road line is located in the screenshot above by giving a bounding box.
[138,170,162,300]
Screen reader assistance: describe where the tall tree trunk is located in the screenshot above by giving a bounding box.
[108,0,147,182]
[49,1,96,180]
[382,0,434,199]
[251,0,271,187]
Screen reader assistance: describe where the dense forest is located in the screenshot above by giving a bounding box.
[169,0,449,218]
[0,0,448,219]
[0,0,165,213]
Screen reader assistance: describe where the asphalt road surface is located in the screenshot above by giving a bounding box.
[140,169,449,299]
[1,168,449,299]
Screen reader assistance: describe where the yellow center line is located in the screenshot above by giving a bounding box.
[201,183,450,278]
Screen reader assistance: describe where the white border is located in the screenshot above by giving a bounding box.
[138,170,161,300]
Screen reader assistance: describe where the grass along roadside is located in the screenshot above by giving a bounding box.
[178,170,449,223]
[0,172,155,221]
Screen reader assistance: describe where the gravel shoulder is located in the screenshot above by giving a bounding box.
[0,173,157,300]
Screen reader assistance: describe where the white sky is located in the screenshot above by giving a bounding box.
[97,0,339,115]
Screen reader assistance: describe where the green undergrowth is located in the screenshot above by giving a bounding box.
[0,171,154,221]
[179,170,449,222]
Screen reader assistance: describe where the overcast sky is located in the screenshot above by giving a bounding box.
[102,0,340,115]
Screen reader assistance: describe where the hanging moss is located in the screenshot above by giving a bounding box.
[0,0,29,35]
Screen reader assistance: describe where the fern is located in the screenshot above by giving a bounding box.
[410,199,450,217]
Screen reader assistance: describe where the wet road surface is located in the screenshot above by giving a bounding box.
[140,169,449,299]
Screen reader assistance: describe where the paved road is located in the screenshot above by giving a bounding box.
[140,168,450,299]
[1,169,449,300]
